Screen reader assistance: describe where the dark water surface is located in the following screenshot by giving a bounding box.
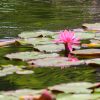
[0,0,100,90]
[0,0,100,38]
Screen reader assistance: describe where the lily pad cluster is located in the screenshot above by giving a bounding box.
[4,25,100,68]
[0,65,34,77]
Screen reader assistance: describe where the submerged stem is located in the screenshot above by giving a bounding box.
[64,43,70,57]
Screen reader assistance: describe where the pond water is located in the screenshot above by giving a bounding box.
[0,0,100,38]
[0,0,100,90]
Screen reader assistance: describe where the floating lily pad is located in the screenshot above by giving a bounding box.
[71,49,100,56]
[90,39,100,44]
[49,82,93,94]
[16,70,34,75]
[0,89,43,100]
[57,93,100,100]
[82,23,100,32]
[0,65,34,77]
[5,51,59,61]
[28,57,85,67]
[94,37,100,40]
[34,44,64,53]
[18,30,57,38]
[22,38,54,46]
[86,58,100,65]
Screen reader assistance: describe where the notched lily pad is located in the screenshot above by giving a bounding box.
[18,30,57,38]
[28,57,85,67]
[49,82,93,94]
[5,51,59,61]
[86,58,100,66]
[34,44,64,53]
[82,23,100,32]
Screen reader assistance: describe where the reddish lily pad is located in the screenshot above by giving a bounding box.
[28,57,85,68]
[0,39,16,47]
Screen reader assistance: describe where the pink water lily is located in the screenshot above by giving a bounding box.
[54,30,80,52]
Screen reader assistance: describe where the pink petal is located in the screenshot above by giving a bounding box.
[68,43,73,51]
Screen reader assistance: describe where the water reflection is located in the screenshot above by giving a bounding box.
[0,0,98,38]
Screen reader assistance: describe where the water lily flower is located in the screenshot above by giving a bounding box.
[68,54,79,62]
[54,30,80,52]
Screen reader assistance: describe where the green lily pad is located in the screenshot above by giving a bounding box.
[0,89,43,100]
[18,30,57,38]
[22,38,54,46]
[28,57,85,67]
[90,39,100,44]
[57,93,100,100]
[49,82,93,94]
[82,23,100,32]
[5,51,59,61]
[86,58,100,65]
[0,65,34,77]
[71,49,100,56]
[34,44,64,53]
[94,37,100,40]
[0,65,22,77]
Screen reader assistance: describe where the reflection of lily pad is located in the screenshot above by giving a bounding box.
[71,49,100,56]
[34,44,64,53]
[49,82,92,94]
[28,57,85,67]
[5,51,59,61]
[18,30,57,38]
